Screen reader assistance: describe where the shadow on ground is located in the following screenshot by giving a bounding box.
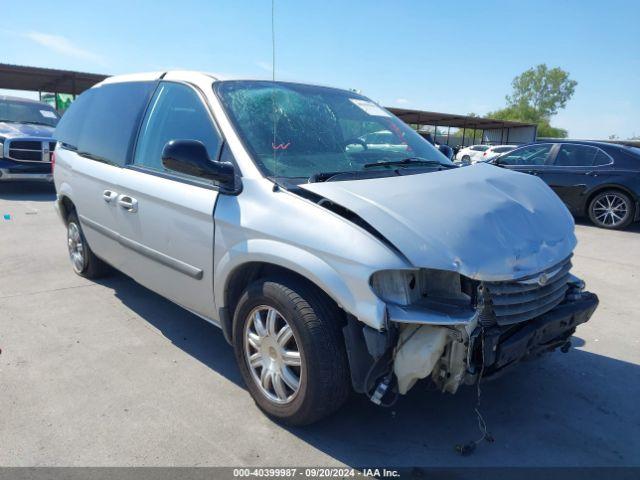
[0,181,56,202]
[575,217,640,233]
[97,271,639,467]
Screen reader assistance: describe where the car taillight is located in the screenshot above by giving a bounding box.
[51,151,56,173]
[483,151,488,156]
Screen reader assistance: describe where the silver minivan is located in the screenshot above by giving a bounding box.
[53,71,598,425]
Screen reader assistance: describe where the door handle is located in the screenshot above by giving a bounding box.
[586,171,599,177]
[527,170,538,175]
[117,195,138,213]
[103,190,118,203]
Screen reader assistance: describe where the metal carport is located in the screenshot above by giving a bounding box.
[386,107,537,146]
[0,63,108,99]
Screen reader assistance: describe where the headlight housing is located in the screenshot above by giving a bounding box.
[370,269,469,306]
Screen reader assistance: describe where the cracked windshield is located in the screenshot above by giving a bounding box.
[216,80,452,182]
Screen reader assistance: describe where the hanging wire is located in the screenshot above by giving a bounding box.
[455,325,495,455]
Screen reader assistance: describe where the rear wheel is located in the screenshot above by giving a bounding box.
[232,276,350,426]
[66,212,111,278]
[588,190,635,229]
[461,155,470,163]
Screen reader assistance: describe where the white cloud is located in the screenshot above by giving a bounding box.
[24,32,105,65]
[395,98,409,104]
[255,61,273,72]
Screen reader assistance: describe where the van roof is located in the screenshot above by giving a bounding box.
[93,71,350,93]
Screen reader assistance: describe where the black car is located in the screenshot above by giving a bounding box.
[491,141,640,229]
[0,96,59,182]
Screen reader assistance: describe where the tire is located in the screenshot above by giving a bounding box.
[66,211,111,278]
[461,155,470,163]
[232,276,351,426]
[588,189,635,230]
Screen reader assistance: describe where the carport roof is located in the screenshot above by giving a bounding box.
[386,107,535,130]
[0,63,108,95]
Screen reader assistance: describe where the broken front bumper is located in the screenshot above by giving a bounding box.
[470,291,599,380]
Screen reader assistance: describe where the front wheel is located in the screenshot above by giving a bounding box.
[588,190,635,229]
[232,276,351,426]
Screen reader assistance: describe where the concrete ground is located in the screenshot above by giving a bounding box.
[1,181,639,467]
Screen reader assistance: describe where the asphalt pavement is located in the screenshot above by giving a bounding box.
[1,182,638,467]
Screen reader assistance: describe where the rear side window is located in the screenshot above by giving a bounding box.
[554,144,611,167]
[77,82,155,166]
[55,81,155,166]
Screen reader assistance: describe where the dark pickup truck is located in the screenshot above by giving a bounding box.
[0,95,59,182]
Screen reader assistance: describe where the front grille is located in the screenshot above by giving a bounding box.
[8,149,42,161]
[481,256,572,325]
[9,140,41,150]
[5,139,51,163]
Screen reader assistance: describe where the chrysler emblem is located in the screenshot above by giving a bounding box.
[537,273,549,286]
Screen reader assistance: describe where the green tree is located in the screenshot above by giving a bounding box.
[507,64,577,117]
[487,64,576,138]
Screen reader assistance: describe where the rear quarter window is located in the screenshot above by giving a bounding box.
[592,149,613,166]
[54,89,95,148]
[55,81,156,166]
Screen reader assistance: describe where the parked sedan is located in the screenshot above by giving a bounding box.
[456,144,489,163]
[491,141,640,229]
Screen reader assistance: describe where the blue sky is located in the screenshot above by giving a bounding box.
[1,0,638,138]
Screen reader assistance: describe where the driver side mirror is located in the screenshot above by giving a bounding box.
[162,140,237,191]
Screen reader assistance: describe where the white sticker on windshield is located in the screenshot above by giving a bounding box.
[349,99,391,117]
[40,110,57,118]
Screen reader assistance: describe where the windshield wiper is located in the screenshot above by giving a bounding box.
[308,171,362,183]
[363,157,454,169]
[13,120,56,127]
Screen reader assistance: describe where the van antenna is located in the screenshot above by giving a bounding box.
[271,0,279,191]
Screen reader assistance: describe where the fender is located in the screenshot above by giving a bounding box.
[55,181,75,223]
[214,238,387,331]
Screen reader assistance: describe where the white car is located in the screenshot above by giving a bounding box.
[480,145,517,162]
[53,71,597,425]
[456,144,490,163]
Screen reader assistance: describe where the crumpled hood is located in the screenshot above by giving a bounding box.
[0,122,55,139]
[301,163,576,281]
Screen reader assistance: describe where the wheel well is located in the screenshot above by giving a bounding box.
[585,185,636,215]
[223,262,346,340]
[59,196,76,223]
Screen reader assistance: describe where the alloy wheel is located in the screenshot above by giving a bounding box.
[243,306,302,404]
[592,193,629,227]
[67,222,85,273]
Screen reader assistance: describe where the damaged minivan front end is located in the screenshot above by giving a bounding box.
[302,165,599,402]
[381,263,596,399]
[342,260,598,403]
